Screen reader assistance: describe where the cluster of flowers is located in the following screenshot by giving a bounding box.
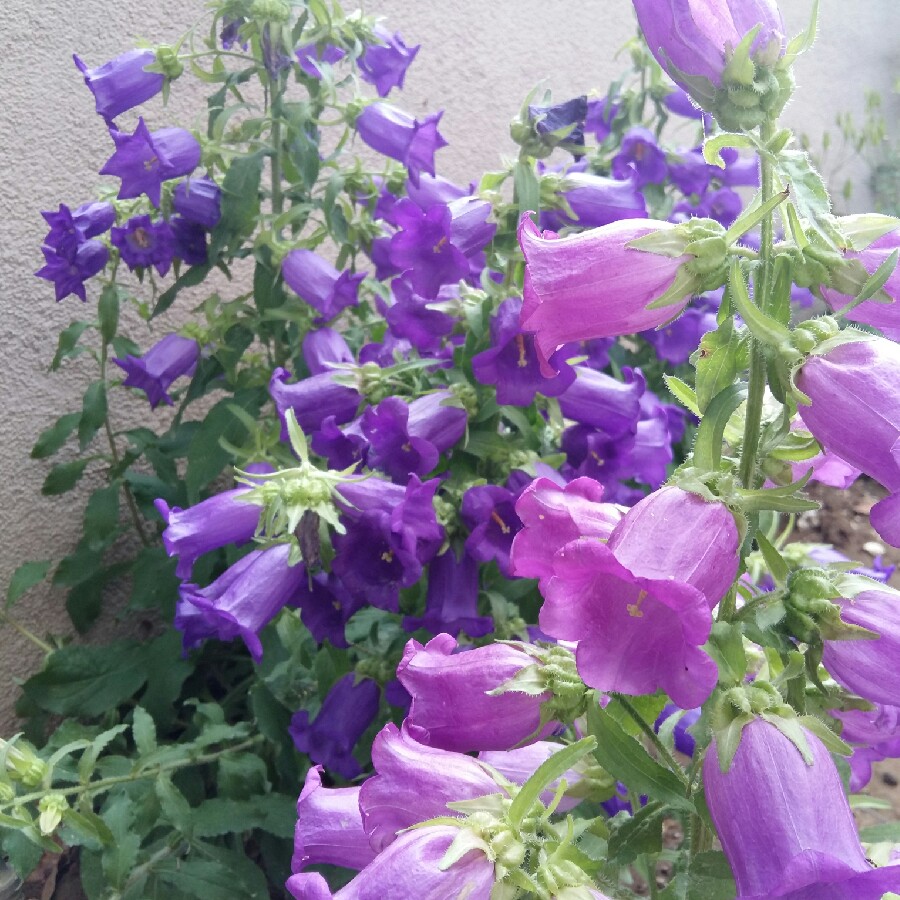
[31,0,900,895]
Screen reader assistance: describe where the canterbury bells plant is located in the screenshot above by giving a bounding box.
[8,0,900,896]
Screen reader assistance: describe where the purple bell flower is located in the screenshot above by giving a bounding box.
[295,42,346,78]
[403,549,493,638]
[290,571,364,649]
[113,333,199,409]
[611,127,668,187]
[511,476,625,583]
[654,704,701,756]
[41,201,115,257]
[170,217,208,265]
[557,366,644,438]
[172,175,222,229]
[176,543,307,661]
[100,117,201,207]
[528,96,588,152]
[73,49,164,122]
[823,589,900,706]
[281,249,364,320]
[795,336,900,547]
[833,703,900,791]
[292,765,376,874]
[663,86,704,120]
[35,240,108,302]
[287,824,494,900]
[471,298,576,406]
[359,722,499,852]
[356,103,447,187]
[311,416,368,471]
[302,327,354,375]
[220,17,248,51]
[406,173,469,210]
[461,484,522,578]
[584,97,619,142]
[545,172,647,231]
[384,280,455,353]
[703,717,900,899]
[519,215,692,376]
[110,215,176,276]
[269,367,361,438]
[154,463,272,579]
[668,149,715,197]
[289,673,380,779]
[359,27,420,97]
[641,301,718,365]
[397,633,554,752]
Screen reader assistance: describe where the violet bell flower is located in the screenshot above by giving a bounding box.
[110,215,176,277]
[703,717,900,899]
[355,102,447,187]
[113,333,199,409]
[795,335,900,547]
[832,703,900,792]
[269,367,361,438]
[35,241,108,302]
[289,673,380,779]
[41,201,115,257]
[172,175,222,229]
[611,127,668,187]
[359,26,420,97]
[460,483,522,578]
[281,249,364,320]
[100,117,201,207]
[73,49,164,122]
[384,279,455,354]
[543,171,647,231]
[518,215,692,376]
[295,42,346,78]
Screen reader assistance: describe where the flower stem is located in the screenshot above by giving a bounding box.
[738,119,777,491]
[0,615,53,654]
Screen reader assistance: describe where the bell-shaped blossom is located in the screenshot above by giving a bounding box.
[703,717,900,899]
[540,538,716,708]
[176,543,306,661]
[171,217,207,265]
[664,86,704,120]
[100,117,200,207]
[397,633,553,752]
[220,17,248,51]
[822,230,900,340]
[822,589,900,706]
[472,298,575,406]
[290,570,365,649]
[543,172,646,232]
[511,476,625,582]
[311,416,368,472]
[558,366,644,438]
[796,336,900,546]
[461,484,522,577]
[632,0,786,92]
[527,96,588,153]
[361,391,467,481]
[584,97,619,142]
[292,766,376,873]
[114,333,199,409]
[289,673,380,779]
[73,49,164,122]
[35,240,108,302]
[384,280,455,353]
[286,825,494,900]
[295,42,346,78]
[359,27,420,97]
[406,173,469,210]
[269,368,361,438]
[281,249,364,320]
[302,327,354,375]
[359,723,500,852]
[172,175,221,229]
[154,463,271,578]
[41,201,115,257]
[403,549,493,638]
[356,103,447,187]
[611,127,668,187]
[519,215,691,375]
[641,302,718,365]
[111,215,176,276]
[833,703,900,791]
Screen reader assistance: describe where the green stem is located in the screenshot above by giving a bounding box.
[738,119,777,491]
[0,615,53,654]
[2,736,262,812]
[612,694,689,788]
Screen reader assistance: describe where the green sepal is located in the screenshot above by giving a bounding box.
[727,260,795,355]
[781,0,820,67]
[759,711,814,765]
[707,621,748,686]
[832,248,899,319]
[692,382,747,475]
[663,375,701,418]
[702,132,758,169]
[711,713,754,773]
[836,213,900,251]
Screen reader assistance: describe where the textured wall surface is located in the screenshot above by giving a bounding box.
[1,0,897,730]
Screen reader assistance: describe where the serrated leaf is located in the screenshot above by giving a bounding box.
[514,160,540,218]
[31,412,81,460]
[155,774,193,835]
[131,706,157,757]
[776,149,843,248]
[128,547,180,617]
[154,851,268,899]
[703,132,756,168]
[606,800,667,865]
[61,808,114,848]
[192,794,295,839]
[83,484,120,549]
[50,321,91,370]
[663,375,701,418]
[78,382,108,451]
[695,319,746,412]
[6,560,51,609]
[98,283,120,346]
[860,821,900,844]
[22,641,150,717]
[139,631,194,729]
[0,829,45,879]
[78,724,129,783]
[587,702,693,810]
[209,151,264,257]
[42,458,90,496]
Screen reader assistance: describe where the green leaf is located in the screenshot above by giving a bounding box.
[860,821,900,844]
[514,160,540,218]
[78,381,108,451]
[0,829,44,879]
[131,706,157,757]
[606,800,667,865]
[78,724,129,783]
[66,564,127,633]
[151,262,212,318]
[155,774,193,835]
[687,851,737,900]
[98,283,120,346]
[703,132,757,168]
[708,622,748,685]
[42,458,90,495]
[83,484,120,549]
[694,318,747,413]
[192,795,295,839]
[727,261,793,351]
[61,808,114,848]
[775,149,843,248]
[663,375,701,418]
[6,560,51,609]
[51,320,91,370]
[755,531,789,585]
[22,641,151,717]
[586,702,693,810]
[210,151,264,256]
[128,546,180,616]
[692,383,747,475]
[139,631,194,729]
[185,389,264,501]
[154,852,268,899]
[31,412,81,459]
[99,799,139,889]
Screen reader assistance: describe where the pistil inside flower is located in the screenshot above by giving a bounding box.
[514,333,528,368]
[490,508,511,534]
[627,588,648,618]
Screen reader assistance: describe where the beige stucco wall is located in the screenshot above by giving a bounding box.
[2,0,898,731]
